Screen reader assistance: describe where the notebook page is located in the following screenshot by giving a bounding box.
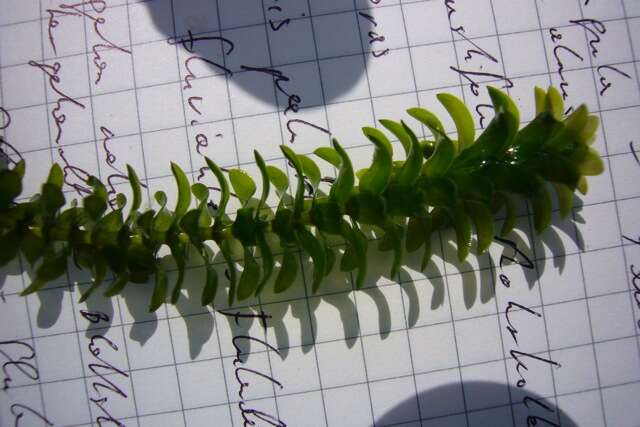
[0,1,639,426]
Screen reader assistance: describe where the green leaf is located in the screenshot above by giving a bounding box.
[274,247,298,293]
[406,217,424,253]
[229,169,256,207]
[465,201,494,254]
[422,178,457,207]
[13,160,26,179]
[154,191,167,208]
[437,92,475,150]
[205,157,229,220]
[153,208,173,234]
[231,207,258,246]
[329,139,354,206]
[553,183,574,219]
[191,183,209,203]
[532,184,552,234]
[255,232,274,296]
[534,87,546,115]
[340,244,358,272]
[79,259,107,303]
[407,107,445,138]
[340,221,368,288]
[310,199,342,235]
[149,266,167,312]
[345,192,386,226]
[201,257,219,306]
[419,214,433,271]
[126,164,142,213]
[19,231,46,265]
[46,163,63,187]
[359,127,393,195]
[237,248,260,301]
[422,138,455,178]
[0,170,22,208]
[379,119,412,153]
[395,122,423,186]
[487,86,520,143]
[21,247,69,295]
[41,183,65,214]
[314,146,341,168]
[382,220,403,279]
[104,273,129,297]
[576,147,604,176]
[324,241,335,275]
[280,145,305,217]
[266,165,289,193]
[170,244,187,304]
[254,150,271,214]
[298,154,321,192]
[545,86,564,120]
[451,208,472,262]
[297,227,326,293]
[171,162,191,218]
[221,239,237,306]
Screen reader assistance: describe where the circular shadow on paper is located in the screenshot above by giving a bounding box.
[143,0,374,108]
[374,381,580,427]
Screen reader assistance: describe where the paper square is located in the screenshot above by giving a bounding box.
[132,40,180,87]
[277,391,326,426]
[357,284,407,336]
[323,383,373,426]
[313,12,362,58]
[411,43,461,91]
[42,379,91,425]
[415,368,465,419]
[595,337,640,387]
[218,0,264,28]
[315,339,366,388]
[228,70,278,116]
[370,376,419,425]
[128,0,172,44]
[539,253,585,304]
[545,299,593,349]
[137,82,185,132]
[319,55,370,103]
[92,90,141,137]
[124,319,176,370]
[577,201,624,251]
[556,389,604,427]
[173,0,220,35]
[269,345,320,395]
[492,0,539,33]
[0,21,42,66]
[363,330,413,380]
[366,48,415,97]
[602,382,640,427]
[581,247,628,297]
[455,315,503,365]
[234,112,281,164]
[269,17,317,66]
[500,31,548,78]
[141,127,191,179]
[402,1,451,46]
[551,344,599,394]
[2,63,46,109]
[0,0,39,25]
[589,293,636,341]
[461,361,509,410]
[177,359,229,408]
[409,322,459,373]
[185,406,232,427]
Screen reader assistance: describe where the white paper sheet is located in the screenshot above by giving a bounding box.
[1,1,639,426]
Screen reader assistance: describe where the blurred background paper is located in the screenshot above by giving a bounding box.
[1,1,639,426]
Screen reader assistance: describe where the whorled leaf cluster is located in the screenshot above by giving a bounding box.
[0,87,604,311]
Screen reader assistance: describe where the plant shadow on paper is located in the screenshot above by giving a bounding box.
[143,0,374,109]
[374,381,580,426]
[7,194,585,362]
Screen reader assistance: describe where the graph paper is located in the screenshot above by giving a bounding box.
[1,0,639,426]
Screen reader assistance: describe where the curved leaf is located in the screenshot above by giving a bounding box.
[437,92,475,150]
[126,164,142,213]
[329,139,354,206]
[297,227,326,293]
[255,232,274,296]
[298,154,321,192]
[149,266,167,313]
[465,201,494,254]
[274,247,298,293]
[201,257,219,306]
[314,146,341,168]
[266,165,289,194]
[229,169,256,207]
[280,145,305,217]
[254,150,271,214]
[395,122,423,186]
[205,157,230,219]
[171,162,191,218]
[451,208,472,262]
[237,247,260,301]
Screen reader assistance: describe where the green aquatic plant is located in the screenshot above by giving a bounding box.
[0,87,604,311]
